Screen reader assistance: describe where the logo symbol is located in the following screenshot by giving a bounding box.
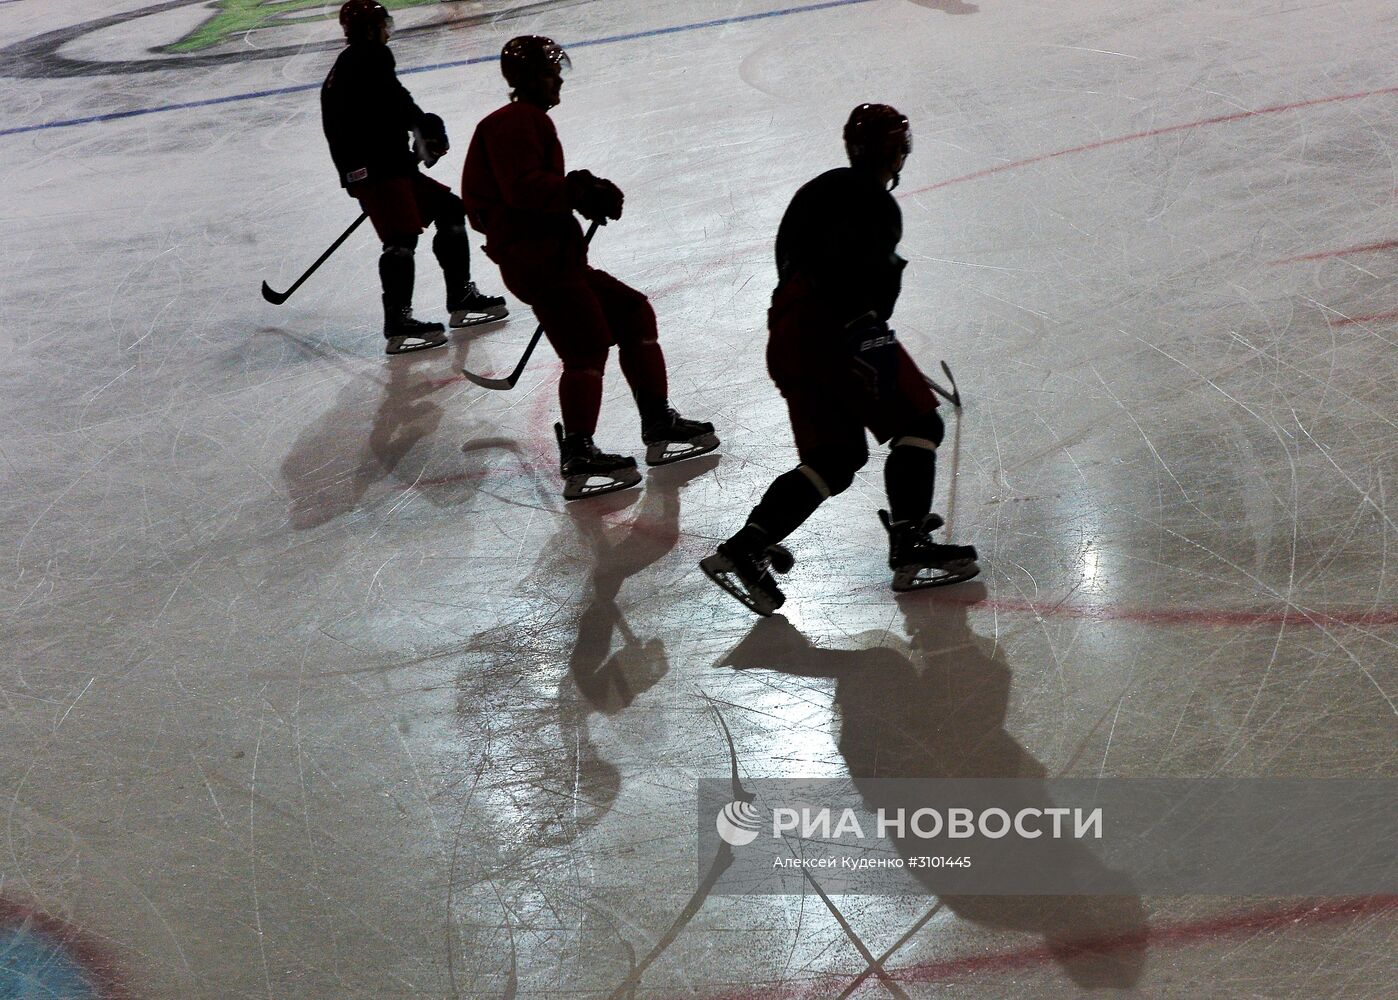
[716,800,763,847]
[1,0,455,80]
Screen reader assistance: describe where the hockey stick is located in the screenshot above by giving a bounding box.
[925,360,961,408]
[261,212,368,305]
[462,219,600,390]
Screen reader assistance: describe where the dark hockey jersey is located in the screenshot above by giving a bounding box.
[774,166,906,324]
[320,42,426,187]
[461,101,586,258]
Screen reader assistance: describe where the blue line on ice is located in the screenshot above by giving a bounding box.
[0,0,872,138]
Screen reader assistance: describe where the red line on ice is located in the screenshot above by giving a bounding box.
[1269,239,1398,264]
[392,456,1398,629]
[1332,308,1398,326]
[901,85,1398,196]
[695,895,1398,1000]
[923,591,1398,629]
[393,411,1398,631]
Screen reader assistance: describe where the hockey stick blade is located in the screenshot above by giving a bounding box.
[461,220,600,390]
[462,369,518,390]
[259,212,367,307]
[462,324,543,390]
[926,360,962,408]
[941,360,962,407]
[261,281,290,305]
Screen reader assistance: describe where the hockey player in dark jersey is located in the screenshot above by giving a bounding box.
[460,36,718,500]
[321,0,505,355]
[701,104,980,615]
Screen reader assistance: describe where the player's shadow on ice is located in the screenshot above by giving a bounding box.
[281,350,462,529]
[565,455,720,715]
[719,593,1147,989]
[524,456,719,851]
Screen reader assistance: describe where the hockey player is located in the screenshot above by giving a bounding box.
[460,36,718,500]
[701,104,980,615]
[321,0,506,355]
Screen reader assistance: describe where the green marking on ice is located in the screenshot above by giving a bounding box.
[165,0,439,55]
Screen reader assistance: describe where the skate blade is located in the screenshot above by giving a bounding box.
[386,333,448,354]
[450,305,509,328]
[891,560,981,592]
[562,466,642,501]
[699,553,784,616]
[645,432,720,466]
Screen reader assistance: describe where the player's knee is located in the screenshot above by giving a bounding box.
[801,456,861,497]
[436,200,466,231]
[433,223,469,254]
[615,296,658,346]
[442,191,466,218]
[892,411,944,451]
[383,239,417,257]
[561,351,608,376]
[796,465,834,499]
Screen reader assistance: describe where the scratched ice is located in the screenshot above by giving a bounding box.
[0,1,1395,998]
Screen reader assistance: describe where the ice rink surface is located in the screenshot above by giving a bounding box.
[1,0,1396,996]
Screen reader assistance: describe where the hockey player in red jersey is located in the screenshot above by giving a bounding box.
[460,35,718,500]
[701,104,980,615]
[321,0,506,355]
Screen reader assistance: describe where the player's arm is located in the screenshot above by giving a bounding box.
[374,45,428,129]
[865,246,906,322]
[368,47,452,167]
[833,196,904,321]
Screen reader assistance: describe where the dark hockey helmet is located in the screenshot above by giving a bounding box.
[500,35,571,90]
[339,0,391,42]
[843,103,912,171]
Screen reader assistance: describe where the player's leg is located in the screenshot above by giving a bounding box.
[586,268,666,411]
[586,268,718,465]
[528,279,611,436]
[701,391,867,616]
[353,177,446,354]
[525,279,639,499]
[874,348,979,589]
[413,174,507,327]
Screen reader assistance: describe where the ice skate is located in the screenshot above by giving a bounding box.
[384,304,447,355]
[642,407,720,466]
[879,509,980,591]
[699,537,794,617]
[556,423,641,501]
[448,282,508,328]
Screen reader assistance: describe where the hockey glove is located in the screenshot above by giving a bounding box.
[413,113,450,167]
[566,169,625,223]
[845,311,899,402]
[590,176,624,221]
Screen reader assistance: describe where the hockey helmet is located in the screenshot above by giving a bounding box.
[500,35,571,91]
[843,103,912,173]
[339,0,391,42]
